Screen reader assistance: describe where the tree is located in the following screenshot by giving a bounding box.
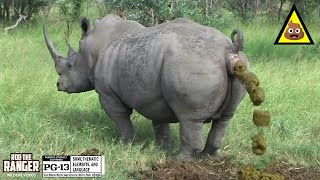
[103,0,172,26]
[0,0,52,21]
[278,0,286,22]
[294,0,304,17]
[225,0,257,21]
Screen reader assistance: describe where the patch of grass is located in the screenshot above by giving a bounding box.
[0,16,319,179]
[225,59,320,168]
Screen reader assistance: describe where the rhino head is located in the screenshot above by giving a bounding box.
[43,18,94,93]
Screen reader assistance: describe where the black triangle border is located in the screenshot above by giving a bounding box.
[274,4,314,45]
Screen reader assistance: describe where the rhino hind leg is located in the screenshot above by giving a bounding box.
[152,121,172,150]
[202,78,246,157]
[98,92,134,143]
[201,119,229,156]
[176,119,204,161]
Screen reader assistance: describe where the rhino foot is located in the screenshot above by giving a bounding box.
[198,150,220,161]
[156,140,172,151]
[119,136,134,144]
[175,152,194,162]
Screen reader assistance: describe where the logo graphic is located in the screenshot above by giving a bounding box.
[3,153,40,172]
[274,5,314,45]
[42,155,105,177]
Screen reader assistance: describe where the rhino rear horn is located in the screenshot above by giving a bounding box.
[67,42,76,56]
[43,25,63,65]
[64,20,76,56]
[65,35,76,56]
[231,29,244,53]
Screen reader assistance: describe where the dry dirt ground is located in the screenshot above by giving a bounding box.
[130,157,320,180]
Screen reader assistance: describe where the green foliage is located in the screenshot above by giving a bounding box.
[224,0,257,22]
[174,1,232,28]
[103,0,172,26]
[71,0,84,19]
[99,0,320,26]
[0,0,51,20]
[102,0,233,28]
[56,0,85,21]
[304,0,320,17]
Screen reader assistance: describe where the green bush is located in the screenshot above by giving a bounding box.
[0,0,51,20]
[102,0,233,28]
[56,0,86,21]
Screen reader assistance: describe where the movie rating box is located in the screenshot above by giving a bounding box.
[42,155,105,178]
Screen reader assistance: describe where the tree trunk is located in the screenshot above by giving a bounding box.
[21,2,26,16]
[243,0,248,21]
[253,0,258,17]
[295,0,304,17]
[206,0,209,16]
[0,3,3,19]
[4,0,10,21]
[278,0,285,22]
[14,1,20,19]
[170,0,178,19]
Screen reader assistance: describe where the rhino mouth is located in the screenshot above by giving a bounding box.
[57,81,71,93]
[57,83,78,94]
[58,86,73,94]
[57,82,67,92]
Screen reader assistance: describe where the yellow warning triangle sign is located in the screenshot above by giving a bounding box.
[274,5,314,45]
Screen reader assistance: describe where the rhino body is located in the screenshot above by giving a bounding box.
[44,15,248,160]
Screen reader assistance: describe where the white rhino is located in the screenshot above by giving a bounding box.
[44,14,249,160]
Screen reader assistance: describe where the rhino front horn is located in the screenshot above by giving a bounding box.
[43,25,63,65]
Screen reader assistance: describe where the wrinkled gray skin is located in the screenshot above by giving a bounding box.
[44,14,249,161]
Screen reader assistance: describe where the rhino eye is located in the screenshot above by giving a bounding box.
[67,63,72,69]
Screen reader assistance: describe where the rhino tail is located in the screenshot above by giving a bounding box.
[231,29,244,53]
[227,29,245,75]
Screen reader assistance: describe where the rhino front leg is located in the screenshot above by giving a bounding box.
[152,122,172,150]
[98,93,134,143]
[177,120,204,161]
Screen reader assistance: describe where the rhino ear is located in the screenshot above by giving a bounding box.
[81,17,90,37]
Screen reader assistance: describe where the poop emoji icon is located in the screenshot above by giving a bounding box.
[275,5,313,44]
[284,20,304,40]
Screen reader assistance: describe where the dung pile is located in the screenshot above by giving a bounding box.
[239,165,284,180]
[129,158,239,180]
[233,58,271,155]
[130,159,291,180]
